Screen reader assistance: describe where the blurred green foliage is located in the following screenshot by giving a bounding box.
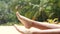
[0,0,60,25]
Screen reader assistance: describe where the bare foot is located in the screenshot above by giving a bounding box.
[16,12,32,29]
[14,24,32,34]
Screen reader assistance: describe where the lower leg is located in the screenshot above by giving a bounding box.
[16,12,50,29]
[32,22,60,29]
[14,25,60,34]
[32,29,60,34]
[16,12,60,29]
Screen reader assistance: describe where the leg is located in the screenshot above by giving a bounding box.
[32,29,60,34]
[14,25,60,34]
[16,12,60,29]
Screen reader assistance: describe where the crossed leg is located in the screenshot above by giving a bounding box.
[14,12,60,34]
[14,24,60,34]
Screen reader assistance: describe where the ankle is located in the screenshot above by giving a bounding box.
[25,22,33,29]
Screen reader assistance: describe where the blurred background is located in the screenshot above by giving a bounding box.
[0,0,60,25]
